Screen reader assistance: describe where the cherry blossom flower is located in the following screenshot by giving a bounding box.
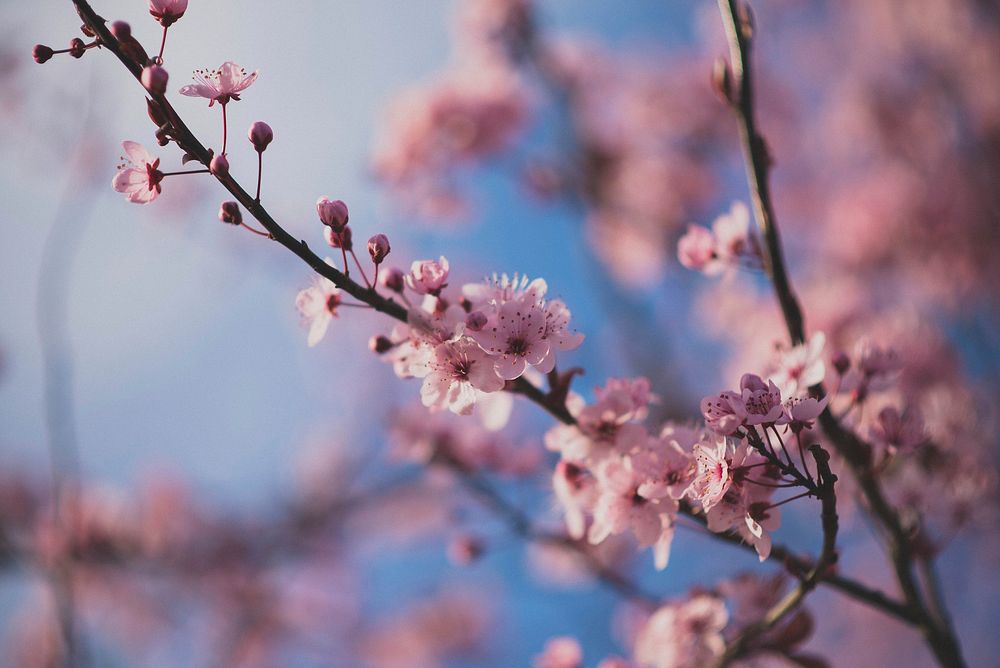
[700,391,746,436]
[112,141,164,204]
[632,437,694,502]
[419,338,504,416]
[688,438,734,511]
[405,257,450,296]
[587,457,676,569]
[677,224,720,274]
[533,637,584,668]
[462,272,546,308]
[782,394,829,430]
[179,62,258,106]
[706,481,780,561]
[740,374,786,426]
[149,0,188,27]
[870,405,925,456]
[770,332,827,397]
[470,297,549,380]
[295,260,340,347]
[711,201,755,264]
[633,595,728,668]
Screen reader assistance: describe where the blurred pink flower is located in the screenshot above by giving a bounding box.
[534,637,584,668]
[295,260,340,346]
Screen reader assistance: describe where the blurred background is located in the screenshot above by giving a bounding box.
[1,0,999,665]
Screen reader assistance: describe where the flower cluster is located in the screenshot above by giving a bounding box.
[373,271,584,418]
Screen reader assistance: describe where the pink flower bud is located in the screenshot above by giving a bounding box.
[141,65,168,96]
[316,197,349,231]
[110,21,132,41]
[324,224,353,251]
[210,154,229,177]
[381,267,405,293]
[368,335,394,354]
[677,225,718,273]
[466,311,487,332]
[405,257,449,296]
[247,121,273,153]
[218,201,241,225]
[69,38,86,59]
[32,44,54,64]
[367,234,390,264]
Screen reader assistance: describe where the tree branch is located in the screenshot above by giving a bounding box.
[715,1,965,665]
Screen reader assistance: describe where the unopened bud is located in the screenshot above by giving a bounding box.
[218,201,241,225]
[324,224,353,251]
[32,44,54,64]
[367,234,390,264]
[141,65,168,96]
[381,267,405,293]
[368,335,394,354]
[248,121,273,153]
[146,98,169,126]
[466,311,487,332]
[149,0,188,27]
[69,38,86,59]
[316,197,349,231]
[110,20,132,41]
[210,154,229,177]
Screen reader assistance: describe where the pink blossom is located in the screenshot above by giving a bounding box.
[587,457,676,569]
[533,637,583,668]
[870,405,925,456]
[462,273,547,309]
[711,201,755,263]
[552,460,597,540]
[782,394,829,429]
[677,224,719,274]
[148,0,187,27]
[536,299,585,371]
[316,197,349,231]
[294,260,340,347]
[632,438,693,502]
[405,257,450,296]
[112,141,164,204]
[770,332,827,397]
[634,595,728,668]
[470,298,549,379]
[700,391,746,435]
[706,482,780,561]
[419,338,504,416]
[179,62,258,106]
[740,374,786,426]
[688,438,734,511]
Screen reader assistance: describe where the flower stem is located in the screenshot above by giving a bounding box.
[239,222,270,238]
[160,169,210,177]
[156,25,168,64]
[255,152,262,202]
[221,103,228,156]
[350,249,372,289]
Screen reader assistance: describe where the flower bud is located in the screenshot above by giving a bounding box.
[69,38,86,59]
[210,154,229,177]
[367,234,390,264]
[155,126,171,146]
[316,197,349,231]
[465,311,487,332]
[110,20,132,41]
[32,44,54,64]
[248,121,273,153]
[368,335,394,354]
[324,224,353,251]
[381,267,405,293]
[218,201,242,225]
[141,65,168,96]
[147,98,169,126]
